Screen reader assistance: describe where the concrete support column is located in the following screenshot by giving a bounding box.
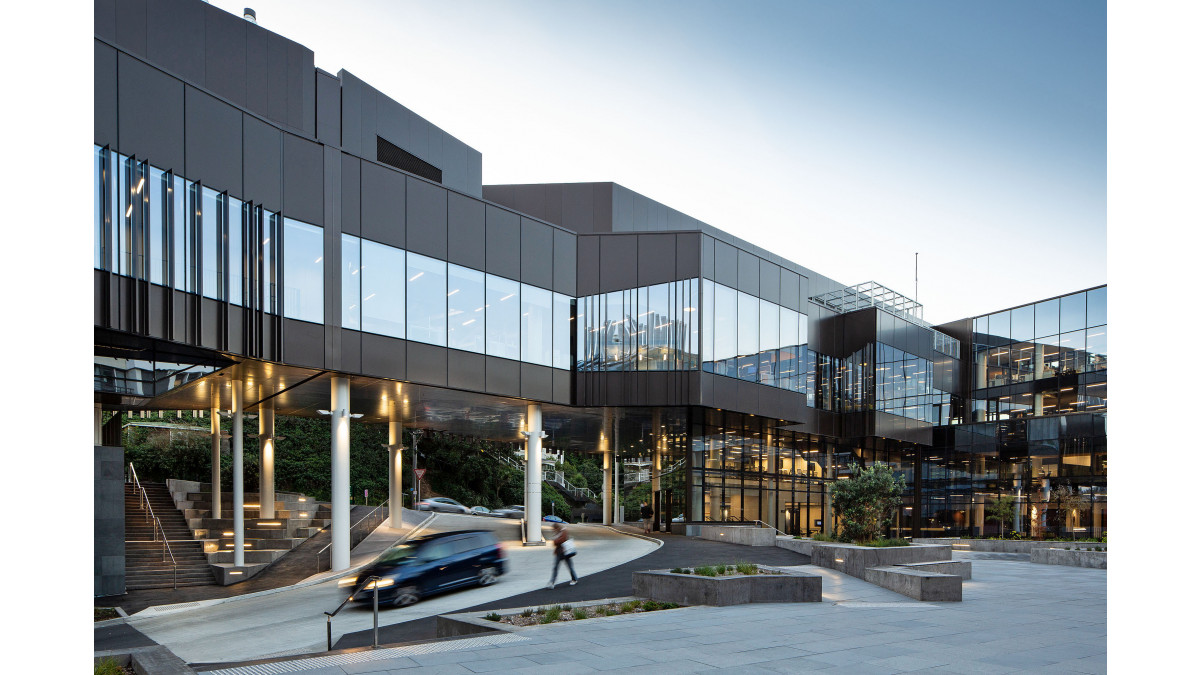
[388,401,403,527]
[523,404,545,545]
[601,408,612,526]
[613,412,622,524]
[765,432,777,530]
[211,404,222,520]
[94,403,103,446]
[1034,344,1045,379]
[231,381,245,567]
[259,405,275,520]
[331,377,351,571]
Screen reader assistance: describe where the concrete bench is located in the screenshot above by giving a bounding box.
[864,566,962,602]
[897,560,972,580]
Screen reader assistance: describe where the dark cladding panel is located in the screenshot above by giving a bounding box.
[485,206,521,280]
[95,0,116,43]
[780,269,802,311]
[677,233,700,280]
[577,236,600,297]
[637,234,676,287]
[200,299,219,349]
[406,177,448,259]
[243,115,282,212]
[594,183,614,232]
[340,73,362,157]
[361,332,406,381]
[521,219,555,290]
[407,343,448,387]
[360,161,405,248]
[282,319,325,368]
[448,350,485,392]
[95,42,117,147]
[553,229,576,296]
[316,71,341,146]
[447,193,485,270]
[301,48,316,136]
[282,135,323,224]
[118,53,185,172]
[265,33,289,127]
[227,310,243,354]
[700,234,715,280]
[340,154,360,236]
[186,88,242,196]
[561,183,594,233]
[203,3,247,107]
[714,240,737,287]
[341,329,362,374]
[552,370,571,405]
[737,250,760,296]
[759,262,781,304]
[486,357,520,397]
[114,0,147,58]
[286,41,308,133]
[245,24,269,115]
[146,0,204,86]
[599,236,637,293]
[521,363,554,402]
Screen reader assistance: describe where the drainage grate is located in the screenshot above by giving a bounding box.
[197,632,530,674]
[140,601,203,614]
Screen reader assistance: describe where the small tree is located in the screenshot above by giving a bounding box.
[1048,484,1089,539]
[985,495,1016,538]
[830,462,906,543]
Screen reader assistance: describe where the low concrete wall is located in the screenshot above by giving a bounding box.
[808,543,953,581]
[437,596,644,637]
[698,525,777,546]
[632,569,821,606]
[774,536,819,556]
[1031,547,1107,569]
[899,560,972,580]
[912,537,1105,554]
[864,567,962,601]
[94,646,196,674]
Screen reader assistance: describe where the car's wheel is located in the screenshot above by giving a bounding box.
[393,585,419,607]
[478,567,499,586]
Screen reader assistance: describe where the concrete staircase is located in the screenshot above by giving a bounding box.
[124,483,217,590]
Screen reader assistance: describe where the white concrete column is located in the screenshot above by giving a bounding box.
[231,380,245,567]
[211,405,222,520]
[259,405,275,520]
[523,404,545,545]
[765,432,777,530]
[331,377,351,570]
[94,403,103,446]
[600,408,612,526]
[388,400,404,527]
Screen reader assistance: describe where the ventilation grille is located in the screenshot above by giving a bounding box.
[376,136,442,184]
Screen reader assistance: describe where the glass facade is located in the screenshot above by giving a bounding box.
[282,218,324,323]
[700,279,806,391]
[576,279,699,372]
[875,344,953,423]
[447,264,485,353]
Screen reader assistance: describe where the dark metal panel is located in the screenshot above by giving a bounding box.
[185,87,242,196]
[341,329,362,374]
[340,154,360,236]
[94,42,118,148]
[577,236,600,297]
[200,298,220,349]
[448,350,486,392]
[637,233,675,287]
[599,236,637,293]
[780,269,801,311]
[203,3,247,107]
[340,73,362,157]
[645,372,668,403]
[676,232,700,281]
[552,370,571,405]
[265,33,289,127]
[737,250,759,296]
[146,0,204,86]
[714,240,737,287]
[282,319,324,368]
[361,332,406,381]
[94,271,106,328]
[406,177,447,259]
[759,262,781,305]
[594,183,614,233]
[282,135,324,225]
[227,308,243,354]
[561,183,593,233]
[407,342,448,387]
[172,290,187,340]
[358,84,378,161]
[323,146,342,370]
[485,206,521,280]
[447,193,485,270]
[360,162,405,248]
[316,71,341,146]
[700,234,715,280]
[485,357,520,397]
[114,0,147,59]
[521,363,554,402]
[520,219,554,290]
[245,23,269,117]
[301,48,316,137]
[117,53,185,172]
[553,230,576,296]
[714,375,739,411]
[286,41,306,132]
[94,0,117,43]
[242,114,282,212]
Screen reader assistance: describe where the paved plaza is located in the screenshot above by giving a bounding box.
[194,557,1107,674]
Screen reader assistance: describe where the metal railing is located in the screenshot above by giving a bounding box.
[127,463,178,589]
[542,469,599,502]
[749,519,788,536]
[316,499,390,574]
[324,576,383,651]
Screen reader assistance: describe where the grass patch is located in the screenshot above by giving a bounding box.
[94,658,124,675]
[811,532,837,542]
[857,538,910,547]
[95,607,120,622]
[572,608,587,620]
[539,606,562,624]
[735,562,757,575]
[693,565,717,577]
[620,600,640,613]
[484,612,502,622]
[519,607,533,617]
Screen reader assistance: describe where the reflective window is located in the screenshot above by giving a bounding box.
[1035,298,1059,338]
[262,210,279,314]
[760,299,779,352]
[282,218,324,323]
[987,310,1010,344]
[1059,330,1086,374]
[148,167,167,285]
[448,264,485,353]
[1086,325,1106,372]
[406,252,446,346]
[702,279,715,366]
[713,284,737,376]
[553,293,571,370]
[1086,287,1106,328]
[228,198,243,305]
[201,188,222,300]
[360,239,405,338]
[1060,291,1086,333]
[341,234,360,330]
[1010,304,1034,342]
[737,291,759,382]
[173,177,189,291]
[114,153,132,275]
[486,275,520,359]
[521,284,553,367]
[94,146,105,270]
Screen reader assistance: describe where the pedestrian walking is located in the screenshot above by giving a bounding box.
[546,522,578,589]
[640,501,653,533]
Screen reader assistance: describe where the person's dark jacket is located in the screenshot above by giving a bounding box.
[640,504,653,519]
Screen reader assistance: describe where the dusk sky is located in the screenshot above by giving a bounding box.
[210,0,1106,324]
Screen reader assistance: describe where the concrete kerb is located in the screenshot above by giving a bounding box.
[437,596,701,637]
[120,512,438,621]
[598,524,667,550]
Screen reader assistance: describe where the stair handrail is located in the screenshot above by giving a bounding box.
[316,499,390,574]
[749,519,788,537]
[127,463,179,589]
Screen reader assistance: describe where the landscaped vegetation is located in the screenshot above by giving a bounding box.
[94,607,120,622]
[486,600,681,626]
[668,562,781,576]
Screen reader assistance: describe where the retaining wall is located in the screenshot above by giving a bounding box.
[807,543,953,581]
[698,525,777,546]
[912,538,1105,554]
[1031,547,1107,569]
[633,569,822,606]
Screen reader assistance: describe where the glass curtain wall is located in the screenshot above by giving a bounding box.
[576,279,699,371]
[698,279,807,392]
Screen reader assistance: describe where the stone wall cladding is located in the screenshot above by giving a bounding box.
[95,445,126,597]
[807,543,953,580]
[863,567,962,601]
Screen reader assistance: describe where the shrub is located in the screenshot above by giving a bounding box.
[520,608,533,617]
[670,567,683,574]
[830,462,905,543]
[541,606,563,623]
[621,601,639,613]
[694,565,717,577]
[859,538,910,548]
[642,600,662,611]
[662,602,680,609]
[95,659,124,675]
[812,532,837,542]
[573,608,587,620]
[736,562,757,575]
[484,612,502,622]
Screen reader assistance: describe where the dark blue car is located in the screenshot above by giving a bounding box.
[346,530,506,607]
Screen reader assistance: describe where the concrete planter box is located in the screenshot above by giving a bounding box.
[437,597,662,638]
[632,568,821,606]
[864,567,962,601]
[1031,547,1107,569]
[912,537,1105,554]
[698,525,777,546]
[807,543,953,581]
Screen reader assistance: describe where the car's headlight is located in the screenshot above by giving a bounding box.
[362,578,395,590]
[337,576,358,587]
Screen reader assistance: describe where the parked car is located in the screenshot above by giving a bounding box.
[345,530,506,607]
[469,506,502,517]
[542,514,566,523]
[491,505,525,518]
[416,497,471,514]
[672,514,686,523]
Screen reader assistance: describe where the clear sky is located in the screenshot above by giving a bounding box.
[210,0,1106,324]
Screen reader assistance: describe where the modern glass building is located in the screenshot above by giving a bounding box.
[93,0,1105,593]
